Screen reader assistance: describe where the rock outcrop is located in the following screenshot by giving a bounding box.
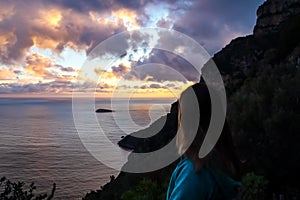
[254,0,300,36]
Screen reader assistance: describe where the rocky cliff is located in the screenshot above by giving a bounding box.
[254,0,300,36]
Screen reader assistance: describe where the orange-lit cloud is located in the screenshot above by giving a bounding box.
[0,31,16,46]
[25,53,54,77]
[0,68,16,80]
[0,31,18,64]
[31,37,60,51]
[111,8,139,30]
[37,8,62,27]
[0,2,127,65]
[0,2,14,22]
[23,53,76,84]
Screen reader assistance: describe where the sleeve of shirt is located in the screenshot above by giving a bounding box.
[167,160,211,200]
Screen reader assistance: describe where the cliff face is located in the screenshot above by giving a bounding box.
[254,0,300,36]
[213,0,300,96]
[84,0,300,199]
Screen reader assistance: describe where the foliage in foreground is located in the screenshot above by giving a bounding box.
[121,178,169,200]
[240,172,269,200]
[120,173,270,200]
[0,177,55,200]
[228,57,300,189]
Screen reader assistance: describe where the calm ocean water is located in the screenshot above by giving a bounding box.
[0,98,173,199]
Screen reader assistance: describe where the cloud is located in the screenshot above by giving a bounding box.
[170,0,265,53]
[23,53,76,81]
[0,0,169,65]
[0,78,115,94]
[149,83,162,88]
[0,1,128,65]
[127,50,200,82]
[0,68,16,80]
[42,0,146,13]
[0,0,265,96]
[111,63,130,77]
[0,1,14,22]
[0,80,73,94]
[140,84,162,89]
[0,0,264,66]
[165,83,175,88]
[57,65,76,72]
[98,82,113,89]
[25,53,53,76]
[139,83,179,90]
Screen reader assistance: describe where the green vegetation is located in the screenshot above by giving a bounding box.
[228,60,300,188]
[240,172,269,200]
[119,173,270,200]
[0,177,55,200]
[121,178,169,200]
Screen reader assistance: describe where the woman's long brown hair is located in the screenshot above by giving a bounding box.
[177,81,241,181]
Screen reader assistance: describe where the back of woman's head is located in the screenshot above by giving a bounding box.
[176,81,241,180]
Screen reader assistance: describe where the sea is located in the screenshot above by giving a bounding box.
[0,98,174,199]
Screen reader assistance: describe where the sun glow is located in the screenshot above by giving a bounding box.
[111,8,140,30]
[38,9,62,27]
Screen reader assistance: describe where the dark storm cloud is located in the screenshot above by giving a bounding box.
[128,50,200,82]
[43,0,110,12]
[112,64,130,77]
[149,83,162,88]
[43,0,147,13]
[0,80,73,94]
[117,0,147,9]
[57,65,76,72]
[13,70,22,75]
[0,79,113,94]
[171,0,265,53]
[139,83,166,89]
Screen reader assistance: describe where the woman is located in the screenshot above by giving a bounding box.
[167,82,241,200]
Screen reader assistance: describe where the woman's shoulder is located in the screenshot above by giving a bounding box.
[175,156,211,176]
[169,156,241,199]
[168,157,217,199]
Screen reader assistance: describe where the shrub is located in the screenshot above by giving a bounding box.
[0,177,55,200]
[240,172,268,200]
[121,178,169,200]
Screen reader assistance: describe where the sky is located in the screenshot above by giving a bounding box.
[0,0,265,98]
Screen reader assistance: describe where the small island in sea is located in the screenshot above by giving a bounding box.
[95,108,114,113]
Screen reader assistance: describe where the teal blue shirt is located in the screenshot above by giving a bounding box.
[167,157,241,200]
